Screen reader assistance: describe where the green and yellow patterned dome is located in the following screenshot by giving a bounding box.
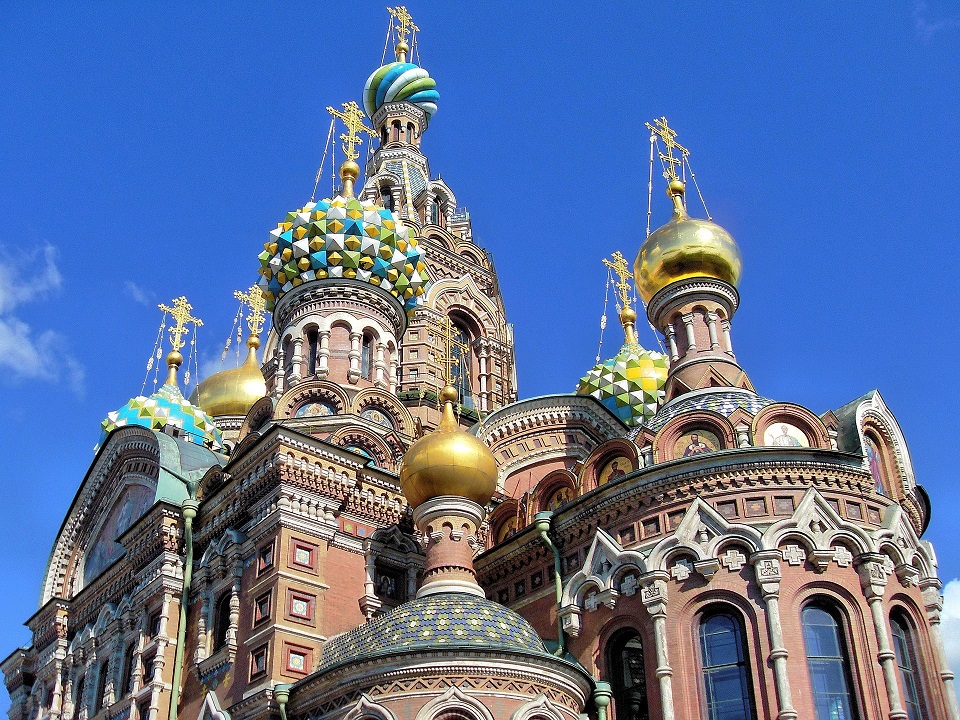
[577,307,669,427]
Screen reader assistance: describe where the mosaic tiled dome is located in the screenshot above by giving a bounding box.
[100,382,224,451]
[320,593,547,670]
[363,62,438,120]
[257,196,429,317]
[577,341,669,427]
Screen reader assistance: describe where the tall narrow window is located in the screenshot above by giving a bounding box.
[361,333,373,380]
[306,329,318,376]
[428,196,440,225]
[213,592,232,652]
[802,604,859,720]
[608,630,648,720]
[381,187,393,211]
[451,322,473,408]
[121,643,137,697]
[891,614,924,720]
[95,661,109,711]
[74,675,87,718]
[698,611,755,720]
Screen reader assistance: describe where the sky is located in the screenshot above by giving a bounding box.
[2,0,960,706]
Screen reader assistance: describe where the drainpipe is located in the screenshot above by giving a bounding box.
[534,511,565,657]
[593,681,612,720]
[273,684,291,720]
[163,468,200,720]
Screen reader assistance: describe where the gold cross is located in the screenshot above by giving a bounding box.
[388,5,419,43]
[645,116,689,183]
[427,315,467,386]
[158,296,203,353]
[602,251,634,310]
[234,285,266,338]
[326,101,374,162]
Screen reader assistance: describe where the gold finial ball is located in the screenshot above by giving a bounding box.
[439,385,458,403]
[618,306,637,325]
[396,40,409,54]
[667,179,686,197]
[247,335,261,350]
[399,391,498,509]
[167,350,184,368]
[634,214,742,303]
[340,160,360,181]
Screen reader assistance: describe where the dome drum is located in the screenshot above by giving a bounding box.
[644,276,740,327]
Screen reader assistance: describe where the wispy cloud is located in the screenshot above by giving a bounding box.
[124,280,153,307]
[943,578,960,677]
[914,1,960,39]
[0,245,84,395]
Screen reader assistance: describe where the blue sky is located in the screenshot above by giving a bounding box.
[2,1,959,702]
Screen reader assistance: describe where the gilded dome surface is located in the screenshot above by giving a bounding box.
[363,61,439,119]
[257,196,429,317]
[634,184,742,302]
[100,382,223,451]
[190,341,266,418]
[399,387,497,508]
[577,339,668,427]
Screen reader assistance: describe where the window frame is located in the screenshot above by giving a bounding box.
[801,601,861,720]
[605,627,649,720]
[890,611,925,720]
[696,607,757,720]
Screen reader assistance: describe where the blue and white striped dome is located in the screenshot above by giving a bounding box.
[363,62,438,120]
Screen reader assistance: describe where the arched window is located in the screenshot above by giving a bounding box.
[361,333,374,380]
[698,611,755,720]
[864,434,889,496]
[95,660,109,711]
[802,604,859,720]
[74,674,87,718]
[381,186,393,211]
[120,642,137,697]
[306,329,318,376]
[428,195,440,225]
[213,592,232,652]
[891,613,925,720]
[608,629,648,720]
[451,322,473,408]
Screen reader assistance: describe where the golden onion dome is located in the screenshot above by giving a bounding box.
[190,336,267,417]
[399,386,497,508]
[634,180,742,303]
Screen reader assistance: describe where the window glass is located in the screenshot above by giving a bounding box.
[802,605,858,720]
[608,631,648,720]
[699,612,755,720]
[891,615,924,720]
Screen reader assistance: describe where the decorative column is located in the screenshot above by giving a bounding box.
[317,330,331,379]
[60,656,74,720]
[359,539,382,620]
[721,319,733,354]
[664,324,679,361]
[681,313,697,352]
[348,332,362,384]
[857,554,908,720]
[477,349,489,413]
[289,337,304,383]
[640,572,674,720]
[706,311,721,349]
[921,579,960,720]
[751,551,797,720]
[388,352,399,394]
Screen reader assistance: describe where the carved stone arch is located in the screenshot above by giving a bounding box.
[579,438,640,491]
[533,469,577,513]
[853,392,916,498]
[455,242,485,266]
[510,695,566,720]
[276,379,349,419]
[654,409,737,462]
[426,276,504,342]
[328,427,393,470]
[561,529,647,608]
[751,401,831,449]
[351,387,414,435]
[343,694,398,720]
[653,497,762,573]
[762,487,874,556]
[488,501,521,544]
[93,604,117,635]
[424,230,456,252]
[198,690,231,720]
[415,686,494,720]
[238,396,275,442]
[427,179,456,212]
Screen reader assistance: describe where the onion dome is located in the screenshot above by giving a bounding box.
[189,336,266,418]
[399,385,497,508]
[257,193,429,318]
[363,62,438,120]
[634,180,742,303]
[576,307,669,427]
[100,352,223,451]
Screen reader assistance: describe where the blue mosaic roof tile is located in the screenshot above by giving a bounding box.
[638,389,775,434]
[320,593,547,669]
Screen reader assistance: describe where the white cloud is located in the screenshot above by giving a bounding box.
[0,245,84,395]
[914,1,960,39]
[942,579,960,678]
[124,280,152,307]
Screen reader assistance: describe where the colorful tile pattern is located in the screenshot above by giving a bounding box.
[364,62,439,119]
[641,389,775,433]
[100,383,224,451]
[257,196,430,318]
[320,594,546,669]
[576,341,669,427]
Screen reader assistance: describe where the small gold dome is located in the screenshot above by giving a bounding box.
[399,386,498,509]
[634,181,742,303]
[190,337,267,418]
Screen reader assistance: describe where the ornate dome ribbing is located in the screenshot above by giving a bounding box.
[364,62,439,120]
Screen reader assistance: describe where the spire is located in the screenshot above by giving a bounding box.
[233,284,266,357]
[157,296,202,387]
[388,5,418,62]
[646,116,690,220]
[602,250,640,346]
[325,101,374,197]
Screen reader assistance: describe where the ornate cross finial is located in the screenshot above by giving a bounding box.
[602,251,634,310]
[645,116,689,184]
[158,296,202,354]
[326,101,374,163]
[427,314,468,387]
[234,285,266,339]
[388,6,418,44]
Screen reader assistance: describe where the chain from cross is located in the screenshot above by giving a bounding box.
[427,314,467,386]
[158,296,203,353]
[602,251,634,310]
[234,285,266,338]
[326,101,374,162]
[387,5,418,42]
[645,116,689,183]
